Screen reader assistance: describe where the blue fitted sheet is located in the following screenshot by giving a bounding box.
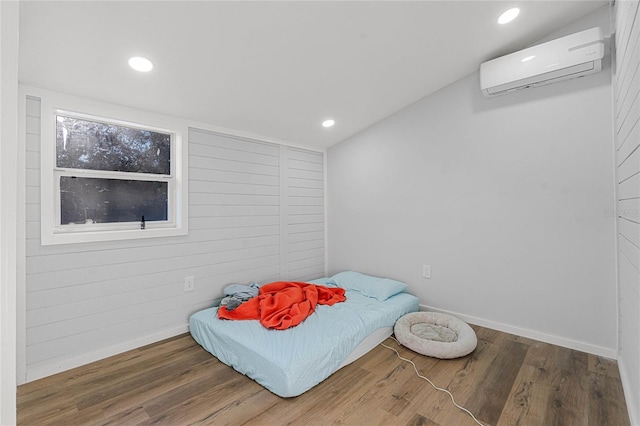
[189,281,419,397]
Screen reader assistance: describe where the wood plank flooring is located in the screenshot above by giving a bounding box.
[17,325,630,425]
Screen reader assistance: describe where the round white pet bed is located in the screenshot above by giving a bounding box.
[394,312,477,359]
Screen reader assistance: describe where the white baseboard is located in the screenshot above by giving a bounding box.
[25,324,189,383]
[419,304,617,359]
[618,353,640,426]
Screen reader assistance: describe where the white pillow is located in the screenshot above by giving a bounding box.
[331,271,407,301]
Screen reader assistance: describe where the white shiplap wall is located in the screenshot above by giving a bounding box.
[23,97,325,381]
[614,1,640,423]
[285,148,325,281]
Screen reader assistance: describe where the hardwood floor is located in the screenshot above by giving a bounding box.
[17,325,630,426]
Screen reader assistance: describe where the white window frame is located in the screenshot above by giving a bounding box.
[35,88,188,245]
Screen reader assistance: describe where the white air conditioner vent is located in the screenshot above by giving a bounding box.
[480,27,604,97]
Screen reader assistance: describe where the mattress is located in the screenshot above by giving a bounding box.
[189,280,419,397]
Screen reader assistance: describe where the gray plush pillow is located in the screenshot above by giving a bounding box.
[394,312,477,359]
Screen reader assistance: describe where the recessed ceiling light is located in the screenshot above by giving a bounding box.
[322,119,335,128]
[128,56,153,72]
[521,55,535,62]
[498,8,520,25]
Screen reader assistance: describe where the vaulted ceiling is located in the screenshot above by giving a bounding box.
[19,1,608,150]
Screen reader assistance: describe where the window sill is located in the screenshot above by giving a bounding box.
[41,226,188,246]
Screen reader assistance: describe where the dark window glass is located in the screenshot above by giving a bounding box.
[60,177,168,225]
[56,115,171,175]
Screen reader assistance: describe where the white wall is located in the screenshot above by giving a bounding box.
[0,1,20,424]
[327,7,618,357]
[20,91,325,382]
[614,1,640,423]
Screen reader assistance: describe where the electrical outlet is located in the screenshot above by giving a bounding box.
[422,265,431,279]
[184,276,195,292]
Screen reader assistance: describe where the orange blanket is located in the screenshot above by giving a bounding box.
[218,281,346,330]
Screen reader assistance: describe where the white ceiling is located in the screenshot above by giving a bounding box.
[19,1,608,150]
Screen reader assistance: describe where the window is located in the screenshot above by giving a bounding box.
[55,113,172,227]
[37,90,188,245]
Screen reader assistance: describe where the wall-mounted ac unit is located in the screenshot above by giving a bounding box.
[480,27,604,97]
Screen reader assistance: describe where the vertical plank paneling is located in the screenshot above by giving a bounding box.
[614,1,640,424]
[23,101,325,381]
